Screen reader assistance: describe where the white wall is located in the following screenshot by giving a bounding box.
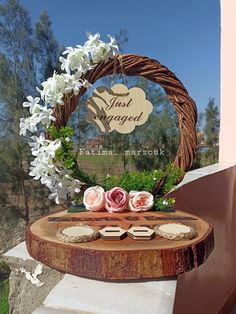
[219,0,236,162]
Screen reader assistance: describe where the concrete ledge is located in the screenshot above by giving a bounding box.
[33,305,89,314]
[3,241,32,260]
[176,162,236,187]
[2,243,63,314]
[39,274,176,314]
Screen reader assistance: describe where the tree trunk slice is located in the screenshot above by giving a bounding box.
[26,210,214,280]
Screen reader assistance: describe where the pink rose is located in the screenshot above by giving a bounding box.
[105,187,129,213]
[83,186,106,211]
[129,191,154,212]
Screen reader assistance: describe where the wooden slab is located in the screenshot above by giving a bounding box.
[26,210,214,280]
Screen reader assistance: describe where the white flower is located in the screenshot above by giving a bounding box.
[21,95,56,135]
[41,172,62,189]
[38,107,56,127]
[19,116,41,136]
[61,44,91,75]
[63,73,86,95]
[41,174,54,188]
[40,72,66,105]
[61,33,118,75]
[40,72,88,106]
[90,42,111,63]
[85,32,100,47]
[48,174,81,204]
[107,34,119,52]
[29,133,48,151]
[29,138,61,181]
[23,96,41,114]
[29,158,55,180]
[162,200,169,206]
[85,34,118,63]
[59,56,70,74]
[66,177,81,196]
[45,139,61,158]
[62,46,74,55]
[48,185,68,204]
[30,138,61,159]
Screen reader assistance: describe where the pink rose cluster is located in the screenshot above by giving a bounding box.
[83,186,154,213]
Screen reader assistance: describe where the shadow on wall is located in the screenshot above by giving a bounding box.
[171,165,236,314]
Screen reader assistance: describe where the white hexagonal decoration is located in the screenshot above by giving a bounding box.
[127,226,155,240]
[99,226,127,240]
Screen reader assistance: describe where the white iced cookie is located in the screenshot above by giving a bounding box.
[154,223,197,241]
[56,224,99,243]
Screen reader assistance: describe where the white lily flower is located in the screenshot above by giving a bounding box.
[84,33,101,51]
[107,34,119,53]
[68,178,81,195]
[38,107,56,127]
[30,137,61,159]
[45,139,61,158]
[23,96,41,114]
[59,56,70,74]
[86,32,100,42]
[29,133,48,151]
[89,40,117,63]
[41,172,61,189]
[40,72,87,106]
[62,46,74,55]
[48,174,81,204]
[62,46,91,74]
[49,187,67,204]
[29,159,55,180]
[19,116,41,136]
[29,138,61,180]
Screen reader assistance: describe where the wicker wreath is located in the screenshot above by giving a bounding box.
[52,54,197,196]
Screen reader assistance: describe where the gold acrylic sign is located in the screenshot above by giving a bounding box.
[86,84,153,134]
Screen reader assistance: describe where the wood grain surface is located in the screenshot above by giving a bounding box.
[26,210,214,280]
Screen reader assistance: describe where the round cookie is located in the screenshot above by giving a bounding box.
[56,224,99,243]
[154,223,197,241]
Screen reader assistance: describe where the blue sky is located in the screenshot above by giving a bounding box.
[21,0,220,114]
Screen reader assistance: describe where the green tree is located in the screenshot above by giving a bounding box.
[0,0,37,223]
[203,97,220,164]
[130,78,180,170]
[0,1,61,224]
[115,28,128,53]
[191,112,204,169]
[35,10,61,80]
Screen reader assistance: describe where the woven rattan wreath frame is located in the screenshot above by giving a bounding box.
[52,54,197,196]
